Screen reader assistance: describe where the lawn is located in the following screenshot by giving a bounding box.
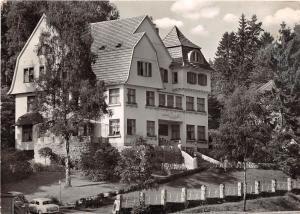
[1,171,121,204]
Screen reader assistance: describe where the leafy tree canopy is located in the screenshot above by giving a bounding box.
[32,1,119,187]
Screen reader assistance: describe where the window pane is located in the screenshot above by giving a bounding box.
[186,96,194,111]
[175,96,182,109]
[109,89,120,104]
[198,73,207,86]
[159,124,168,136]
[147,121,155,137]
[27,96,35,112]
[127,89,136,104]
[24,69,29,83]
[198,126,206,140]
[29,67,34,82]
[187,72,196,84]
[146,91,155,106]
[159,94,165,106]
[22,125,33,142]
[109,119,120,136]
[148,63,152,77]
[187,125,195,140]
[197,98,205,112]
[127,119,136,135]
[167,95,174,108]
[172,72,178,84]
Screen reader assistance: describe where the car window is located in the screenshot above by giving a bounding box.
[36,201,40,205]
[42,200,52,205]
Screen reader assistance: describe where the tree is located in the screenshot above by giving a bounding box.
[266,24,300,177]
[34,1,119,187]
[213,14,264,98]
[38,147,53,165]
[1,86,15,149]
[214,86,273,211]
[260,32,274,47]
[80,142,120,181]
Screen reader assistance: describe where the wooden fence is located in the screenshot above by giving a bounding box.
[112,177,300,213]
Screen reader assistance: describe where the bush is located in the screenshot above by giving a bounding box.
[1,149,34,183]
[31,162,64,172]
[80,141,120,181]
[38,147,53,165]
[115,143,154,185]
[131,203,151,214]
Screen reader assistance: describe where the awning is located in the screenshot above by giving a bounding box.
[15,112,43,126]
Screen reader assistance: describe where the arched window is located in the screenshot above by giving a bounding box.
[188,50,203,63]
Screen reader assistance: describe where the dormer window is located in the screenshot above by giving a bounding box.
[188,50,203,63]
[24,67,34,83]
[137,61,152,77]
[99,45,106,50]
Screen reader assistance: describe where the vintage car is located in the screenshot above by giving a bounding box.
[2,191,29,214]
[29,198,59,214]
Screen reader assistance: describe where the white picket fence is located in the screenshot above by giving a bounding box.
[112,177,300,212]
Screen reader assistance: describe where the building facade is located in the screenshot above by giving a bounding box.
[8,15,212,152]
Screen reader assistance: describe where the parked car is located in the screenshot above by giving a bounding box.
[1,191,29,214]
[29,198,59,214]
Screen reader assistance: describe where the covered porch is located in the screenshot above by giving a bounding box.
[158,119,183,147]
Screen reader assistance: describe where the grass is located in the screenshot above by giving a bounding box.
[1,170,121,204]
[179,193,300,213]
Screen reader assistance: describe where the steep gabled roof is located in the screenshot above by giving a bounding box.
[90,16,148,84]
[90,15,146,52]
[163,26,199,49]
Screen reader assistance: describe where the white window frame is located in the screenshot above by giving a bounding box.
[109,88,120,104]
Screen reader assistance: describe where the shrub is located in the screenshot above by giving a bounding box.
[152,146,183,172]
[80,141,120,181]
[1,149,34,183]
[115,143,154,185]
[38,147,53,165]
[131,203,151,214]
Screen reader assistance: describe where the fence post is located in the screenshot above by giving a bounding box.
[271,179,277,193]
[112,194,122,214]
[238,182,243,196]
[161,189,167,206]
[181,188,187,203]
[139,192,145,205]
[255,181,260,194]
[219,184,225,199]
[181,187,188,208]
[287,177,293,191]
[200,185,207,200]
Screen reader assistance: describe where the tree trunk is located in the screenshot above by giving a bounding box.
[65,135,71,187]
[243,161,247,211]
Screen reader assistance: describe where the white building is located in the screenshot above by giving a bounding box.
[8,15,212,154]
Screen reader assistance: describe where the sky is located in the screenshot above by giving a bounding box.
[112,0,300,60]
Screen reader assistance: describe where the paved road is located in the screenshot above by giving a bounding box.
[61,204,113,214]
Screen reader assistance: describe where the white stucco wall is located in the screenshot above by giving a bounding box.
[127,36,163,89]
[98,85,125,149]
[15,93,36,150]
[123,84,209,148]
[9,16,47,95]
[135,17,172,70]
